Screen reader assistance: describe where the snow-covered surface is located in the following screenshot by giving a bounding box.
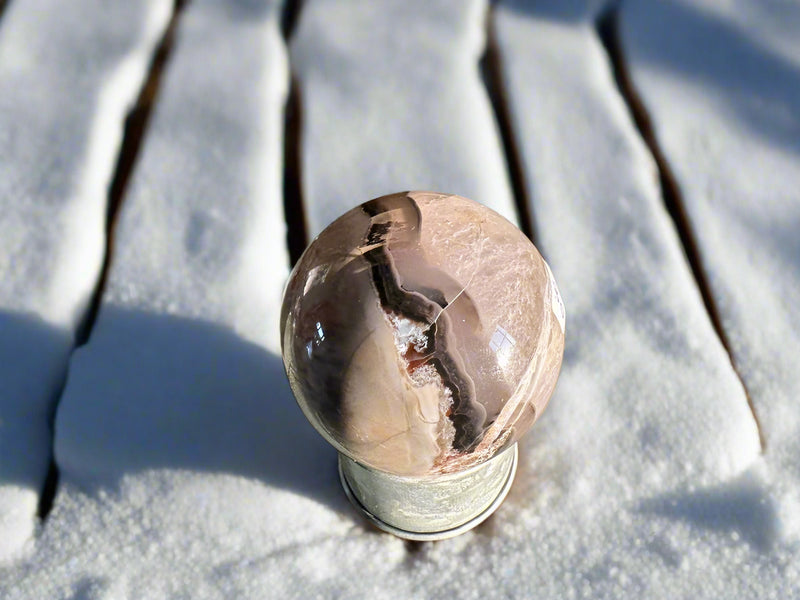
[620,0,800,554]
[1,0,799,597]
[3,0,310,594]
[0,0,171,559]
[291,0,518,231]
[490,1,799,596]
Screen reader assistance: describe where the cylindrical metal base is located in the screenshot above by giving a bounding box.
[338,444,518,541]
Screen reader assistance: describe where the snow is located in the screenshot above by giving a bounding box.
[0,0,171,560]
[4,0,324,594]
[290,0,519,232]
[1,0,799,597]
[620,0,800,549]
[485,2,788,595]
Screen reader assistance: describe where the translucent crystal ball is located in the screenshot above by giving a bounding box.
[281,192,565,477]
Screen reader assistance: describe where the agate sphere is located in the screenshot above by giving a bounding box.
[280,192,565,477]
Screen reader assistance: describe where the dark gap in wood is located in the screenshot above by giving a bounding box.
[281,0,309,267]
[480,3,536,243]
[595,6,766,451]
[76,0,187,346]
[36,457,59,519]
[282,77,308,267]
[37,0,189,521]
[281,0,304,39]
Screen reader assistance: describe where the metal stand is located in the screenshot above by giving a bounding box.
[338,444,518,541]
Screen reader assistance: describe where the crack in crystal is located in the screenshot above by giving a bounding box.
[360,196,485,452]
[432,221,485,326]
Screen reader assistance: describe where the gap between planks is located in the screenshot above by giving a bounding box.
[280,1,527,263]
[77,0,189,345]
[481,3,537,244]
[595,5,766,452]
[281,0,308,268]
[37,0,190,520]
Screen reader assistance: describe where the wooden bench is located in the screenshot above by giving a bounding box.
[1,0,798,596]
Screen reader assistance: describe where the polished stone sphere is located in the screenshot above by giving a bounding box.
[281,192,565,476]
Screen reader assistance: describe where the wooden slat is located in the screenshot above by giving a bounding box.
[0,1,344,595]
[488,1,767,595]
[0,0,172,559]
[621,0,800,549]
[290,0,518,235]
[2,0,797,597]
[53,0,293,491]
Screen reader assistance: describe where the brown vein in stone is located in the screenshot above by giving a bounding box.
[38,0,189,520]
[595,5,765,451]
[360,197,484,451]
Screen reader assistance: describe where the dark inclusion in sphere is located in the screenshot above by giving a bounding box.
[281,192,565,477]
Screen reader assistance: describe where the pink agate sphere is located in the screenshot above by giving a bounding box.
[281,192,565,477]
